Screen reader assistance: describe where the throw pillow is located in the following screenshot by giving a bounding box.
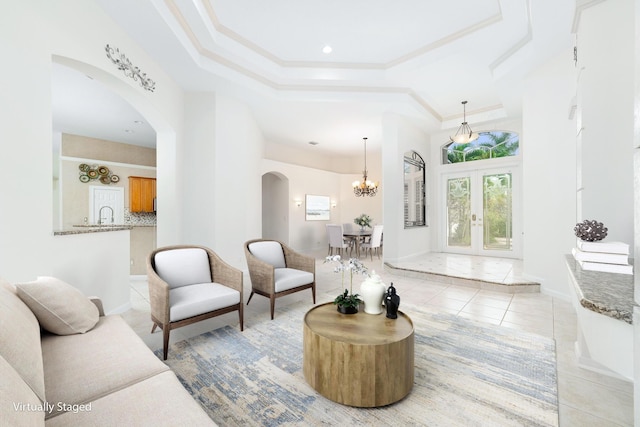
[16,276,99,335]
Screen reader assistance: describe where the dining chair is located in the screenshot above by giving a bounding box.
[147,245,243,360]
[361,225,384,260]
[327,224,352,256]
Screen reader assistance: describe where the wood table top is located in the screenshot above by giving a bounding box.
[304,302,413,345]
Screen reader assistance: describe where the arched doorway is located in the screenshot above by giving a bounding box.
[262,172,289,243]
[51,55,179,263]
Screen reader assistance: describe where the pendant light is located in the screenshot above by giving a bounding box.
[450,101,479,144]
[352,137,378,197]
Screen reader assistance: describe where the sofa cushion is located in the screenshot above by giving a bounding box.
[15,276,99,335]
[274,268,314,292]
[154,248,212,289]
[169,282,240,322]
[46,371,216,427]
[0,354,45,427]
[41,315,169,419]
[0,278,46,403]
[248,241,286,268]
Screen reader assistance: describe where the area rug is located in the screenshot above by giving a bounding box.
[157,301,558,426]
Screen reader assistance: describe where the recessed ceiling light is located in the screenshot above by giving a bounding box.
[124,129,134,134]
[322,45,332,54]
[308,141,319,146]
[133,120,144,125]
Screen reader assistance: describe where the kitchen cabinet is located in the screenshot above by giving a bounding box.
[129,176,156,213]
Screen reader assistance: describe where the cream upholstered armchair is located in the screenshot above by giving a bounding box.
[244,239,316,319]
[147,245,243,360]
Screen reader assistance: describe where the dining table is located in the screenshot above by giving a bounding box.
[343,230,372,258]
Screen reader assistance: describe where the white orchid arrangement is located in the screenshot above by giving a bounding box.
[324,255,370,308]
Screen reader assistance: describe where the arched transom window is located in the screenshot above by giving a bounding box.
[442,131,519,164]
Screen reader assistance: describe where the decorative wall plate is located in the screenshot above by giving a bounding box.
[79,174,90,183]
[110,175,120,183]
[98,166,109,176]
[79,164,90,172]
[87,170,98,179]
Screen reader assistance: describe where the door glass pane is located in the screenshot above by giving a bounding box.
[447,177,471,247]
[482,173,512,251]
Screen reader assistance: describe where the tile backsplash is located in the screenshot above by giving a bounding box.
[124,208,157,226]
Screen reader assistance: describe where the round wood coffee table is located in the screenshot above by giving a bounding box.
[302,302,414,407]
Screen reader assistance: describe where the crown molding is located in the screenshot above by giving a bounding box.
[572,0,607,33]
[162,0,515,123]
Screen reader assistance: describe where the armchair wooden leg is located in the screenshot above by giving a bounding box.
[270,296,276,320]
[151,323,157,334]
[162,327,170,360]
[246,291,255,305]
[239,305,244,331]
[311,284,316,304]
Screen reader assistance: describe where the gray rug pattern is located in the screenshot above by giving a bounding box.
[157,302,558,426]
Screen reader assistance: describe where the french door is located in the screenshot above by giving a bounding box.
[443,167,520,258]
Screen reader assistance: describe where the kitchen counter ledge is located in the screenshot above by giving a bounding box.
[565,254,634,324]
[54,226,133,236]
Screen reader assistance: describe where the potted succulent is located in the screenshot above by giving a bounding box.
[325,255,369,314]
[354,213,373,231]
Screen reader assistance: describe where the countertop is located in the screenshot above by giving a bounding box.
[54,224,156,236]
[54,225,133,236]
[565,254,634,324]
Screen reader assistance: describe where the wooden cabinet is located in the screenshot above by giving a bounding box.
[129,177,156,213]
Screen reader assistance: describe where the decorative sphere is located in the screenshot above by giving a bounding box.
[574,219,608,242]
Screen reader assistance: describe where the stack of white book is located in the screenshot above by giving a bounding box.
[572,240,632,275]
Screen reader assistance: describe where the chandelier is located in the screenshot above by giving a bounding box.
[450,101,479,144]
[352,137,378,197]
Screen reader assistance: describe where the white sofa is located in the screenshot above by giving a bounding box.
[0,277,215,426]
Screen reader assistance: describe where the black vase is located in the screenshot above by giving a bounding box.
[337,304,358,314]
[385,283,400,319]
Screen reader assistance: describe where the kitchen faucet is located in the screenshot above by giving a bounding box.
[98,206,115,225]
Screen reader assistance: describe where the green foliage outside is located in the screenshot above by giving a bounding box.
[446,132,519,164]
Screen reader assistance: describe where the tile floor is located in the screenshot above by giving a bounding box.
[121,251,633,426]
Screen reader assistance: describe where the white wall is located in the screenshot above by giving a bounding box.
[261,155,384,255]
[182,92,217,246]
[0,1,183,312]
[262,173,289,242]
[522,50,577,298]
[578,0,634,248]
[51,231,131,313]
[213,94,264,267]
[521,0,634,300]
[262,160,343,252]
[382,114,431,263]
[179,92,265,268]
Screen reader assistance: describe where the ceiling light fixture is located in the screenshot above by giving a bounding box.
[322,45,332,54]
[450,101,479,144]
[352,137,378,197]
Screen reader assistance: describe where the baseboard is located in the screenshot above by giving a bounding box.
[574,341,631,382]
[106,301,132,315]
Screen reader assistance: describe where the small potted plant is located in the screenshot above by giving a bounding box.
[354,213,373,231]
[325,255,369,314]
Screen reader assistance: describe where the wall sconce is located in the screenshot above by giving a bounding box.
[295,199,302,207]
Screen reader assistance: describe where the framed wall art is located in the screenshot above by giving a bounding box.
[305,194,330,221]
